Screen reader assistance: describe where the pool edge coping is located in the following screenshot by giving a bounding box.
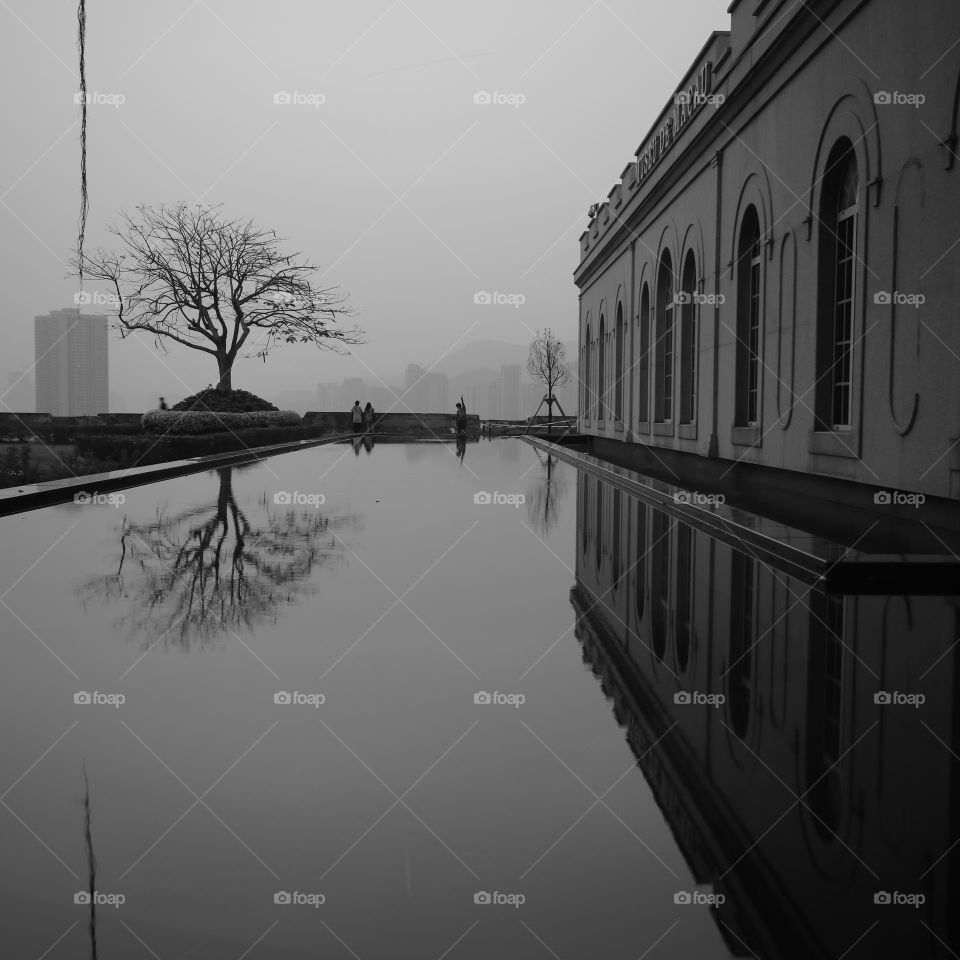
[0,433,359,517]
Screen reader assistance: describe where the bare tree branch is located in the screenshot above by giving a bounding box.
[72,202,364,392]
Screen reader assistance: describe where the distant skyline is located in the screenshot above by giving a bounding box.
[34,309,109,415]
[0,0,725,410]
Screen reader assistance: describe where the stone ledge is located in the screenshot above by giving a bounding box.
[0,433,354,518]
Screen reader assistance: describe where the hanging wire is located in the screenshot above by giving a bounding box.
[77,0,88,287]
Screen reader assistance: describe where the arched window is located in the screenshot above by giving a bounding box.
[597,315,606,422]
[638,283,651,424]
[675,523,693,671]
[583,323,591,419]
[655,252,674,423]
[679,252,697,424]
[816,141,859,430]
[736,207,762,426]
[728,550,756,738]
[614,302,625,421]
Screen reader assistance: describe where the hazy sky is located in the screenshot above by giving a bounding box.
[0,0,726,406]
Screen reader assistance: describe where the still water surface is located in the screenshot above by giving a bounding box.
[0,439,953,957]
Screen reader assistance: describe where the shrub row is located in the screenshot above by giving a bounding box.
[76,423,333,467]
[142,409,301,434]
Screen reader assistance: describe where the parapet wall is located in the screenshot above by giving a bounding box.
[303,411,480,437]
[0,412,143,439]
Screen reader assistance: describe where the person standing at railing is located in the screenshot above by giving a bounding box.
[351,400,364,434]
[455,396,467,436]
[364,401,375,433]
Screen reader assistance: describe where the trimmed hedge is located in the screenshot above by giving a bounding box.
[142,409,301,434]
[172,388,277,412]
[76,423,334,466]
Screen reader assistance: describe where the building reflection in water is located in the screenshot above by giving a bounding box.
[77,466,360,648]
[572,471,959,959]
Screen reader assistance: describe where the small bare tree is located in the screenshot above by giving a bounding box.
[74,202,363,393]
[526,328,570,433]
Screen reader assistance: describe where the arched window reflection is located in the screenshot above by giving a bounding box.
[595,478,603,572]
[612,489,622,593]
[728,550,756,737]
[805,591,846,840]
[675,522,693,671]
[651,511,670,662]
[635,502,647,623]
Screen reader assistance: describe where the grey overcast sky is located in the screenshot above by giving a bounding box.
[0,0,725,406]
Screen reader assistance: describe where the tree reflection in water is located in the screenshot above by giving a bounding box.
[526,451,567,536]
[78,466,359,648]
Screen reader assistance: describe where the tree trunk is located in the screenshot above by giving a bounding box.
[216,354,233,393]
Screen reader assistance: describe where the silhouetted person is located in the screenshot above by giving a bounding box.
[455,395,467,435]
[158,397,168,410]
[351,400,363,434]
[364,401,375,433]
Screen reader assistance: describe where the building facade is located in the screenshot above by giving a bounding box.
[576,0,960,503]
[34,309,108,416]
[404,364,449,414]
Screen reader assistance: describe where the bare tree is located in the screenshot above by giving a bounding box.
[74,203,363,393]
[526,328,570,433]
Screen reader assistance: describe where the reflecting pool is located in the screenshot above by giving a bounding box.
[0,439,954,957]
